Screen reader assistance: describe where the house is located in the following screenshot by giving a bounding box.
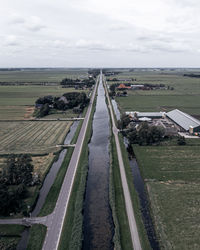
[117,83,131,90]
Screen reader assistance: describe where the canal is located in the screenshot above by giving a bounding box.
[82,75,114,250]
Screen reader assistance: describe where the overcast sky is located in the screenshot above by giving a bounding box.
[1,0,200,67]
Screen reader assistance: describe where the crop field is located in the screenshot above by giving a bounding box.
[0,69,88,83]
[133,142,200,249]
[0,121,72,154]
[109,69,200,117]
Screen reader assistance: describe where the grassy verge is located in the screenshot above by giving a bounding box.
[105,77,150,249]
[27,225,47,250]
[118,135,151,249]
[39,147,74,216]
[0,225,25,250]
[110,134,132,250]
[58,97,96,250]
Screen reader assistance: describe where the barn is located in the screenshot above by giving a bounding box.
[166,109,200,133]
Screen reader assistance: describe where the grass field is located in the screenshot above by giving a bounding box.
[109,69,200,118]
[0,121,72,154]
[0,85,89,119]
[133,142,200,249]
[0,69,88,83]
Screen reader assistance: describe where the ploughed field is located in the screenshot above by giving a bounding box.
[133,140,200,250]
[0,121,72,154]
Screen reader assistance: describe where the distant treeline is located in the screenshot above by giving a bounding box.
[183,74,200,78]
[60,77,95,88]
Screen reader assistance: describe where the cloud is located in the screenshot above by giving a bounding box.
[4,35,19,46]
[9,14,25,24]
[75,39,119,51]
[25,16,45,32]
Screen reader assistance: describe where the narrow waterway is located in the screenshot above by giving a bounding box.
[82,76,114,250]
[111,98,160,249]
[17,121,79,250]
[111,99,120,121]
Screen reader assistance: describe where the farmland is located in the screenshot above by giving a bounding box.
[0,121,72,154]
[109,69,200,249]
[0,68,88,83]
[0,68,90,120]
[133,141,200,249]
[0,85,88,120]
[108,69,200,118]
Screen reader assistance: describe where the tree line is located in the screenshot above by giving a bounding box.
[0,155,35,216]
[35,92,90,117]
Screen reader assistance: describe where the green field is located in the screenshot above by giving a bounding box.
[109,69,200,118]
[0,69,88,83]
[0,121,72,154]
[134,141,200,249]
[0,68,90,120]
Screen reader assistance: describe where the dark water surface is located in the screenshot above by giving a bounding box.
[17,121,79,250]
[82,77,114,250]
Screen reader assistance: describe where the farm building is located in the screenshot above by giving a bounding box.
[126,111,164,119]
[166,109,200,133]
[117,83,131,90]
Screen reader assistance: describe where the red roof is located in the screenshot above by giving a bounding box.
[117,83,131,89]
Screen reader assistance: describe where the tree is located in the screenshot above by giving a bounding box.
[117,113,130,129]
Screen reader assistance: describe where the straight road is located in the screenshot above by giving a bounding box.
[42,77,98,250]
[103,75,142,250]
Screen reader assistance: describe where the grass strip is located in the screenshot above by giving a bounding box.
[39,147,74,216]
[0,225,25,250]
[118,134,152,250]
[110,133,133,250]
[58,97,96,250]
[27,225,47,250]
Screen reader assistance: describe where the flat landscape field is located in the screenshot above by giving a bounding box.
[0,121,72,154]
[133,140,200,249]
[0,69,88,83]
[110,69,200,118]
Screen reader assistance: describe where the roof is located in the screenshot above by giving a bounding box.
[166,109,200,131]
[137,112,164,118]
[126,111,164,117]
[139,117,152,121]
[117,83,131,89]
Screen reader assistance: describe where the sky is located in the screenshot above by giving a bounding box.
[1,0,200,67]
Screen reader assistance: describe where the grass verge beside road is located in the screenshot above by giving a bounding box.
[27,225,47,250]
[58,98,96,250]
[110,134,132,250]
[39,147,74,216]
[118,135,151,250]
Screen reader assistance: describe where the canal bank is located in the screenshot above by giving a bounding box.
[82,74,114,250]
[110,91,160,249]
[16,121,80,250]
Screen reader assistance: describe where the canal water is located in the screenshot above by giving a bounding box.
[17,121,79,250]
[82,76,114,250]
[112,98,160,249]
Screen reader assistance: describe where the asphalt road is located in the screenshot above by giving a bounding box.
[103,76,142,250]
[42,76,98,250]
